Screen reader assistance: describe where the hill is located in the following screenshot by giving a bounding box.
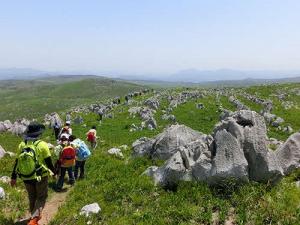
[0,82,300,224]
[0,76,144,121]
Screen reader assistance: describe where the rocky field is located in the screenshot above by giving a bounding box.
[0,81,300,225]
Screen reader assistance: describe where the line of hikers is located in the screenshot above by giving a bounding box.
[10,121,98,225]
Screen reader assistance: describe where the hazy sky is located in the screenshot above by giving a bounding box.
[1,0,300,75]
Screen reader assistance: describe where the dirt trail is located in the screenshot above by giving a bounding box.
[15,187,71,225]
[39,189,70,225]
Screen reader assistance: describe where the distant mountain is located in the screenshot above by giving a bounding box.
[0,68,53,79]
[167,69,300,83]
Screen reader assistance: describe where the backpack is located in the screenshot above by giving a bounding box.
[73,139,91,160]
[87,131,95,142]
[62,126,70,134]
[59,146,76,166]
[17,141,43,179]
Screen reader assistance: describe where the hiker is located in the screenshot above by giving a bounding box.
[52,121,61,141]
[55,136,75,192]
[69,135,91,179]
[86,126,97,149]
[58,121,72,140]
[65,112,71,123]
[10,122,56,225]
[97,108,104,123]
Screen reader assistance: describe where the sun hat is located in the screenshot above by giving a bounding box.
[24,122,45,138]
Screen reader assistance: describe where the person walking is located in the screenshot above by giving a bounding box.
[11,123,56,225]
[55,137,75,192]
[69,135,91,179]
[86,126,98,149]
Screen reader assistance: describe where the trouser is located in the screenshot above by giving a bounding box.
[74,160,86,179]
[56,166,75,190]
[24,176,48,218]
[54,128,60,140]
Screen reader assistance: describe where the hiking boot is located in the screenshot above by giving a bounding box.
[27,217,40,225]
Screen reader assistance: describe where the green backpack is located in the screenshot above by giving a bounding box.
[17,141,43,180]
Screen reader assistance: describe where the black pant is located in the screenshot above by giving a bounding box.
[54,128,60,140]
[74,160,86,179]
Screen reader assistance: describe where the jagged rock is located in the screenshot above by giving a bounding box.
[152,124,205,160]
[132,137,155,157]
[230,110,283,183]
[10,121,27,136]
[0,187,5,199]
[0,145,6,159]
[80,203,101,217]
[128,107,142,117]
[154,151,191,188]
[146,117,157,130]
[144,98,160,110]
[142,166,161,185]
[108,148,124,158]
[136,110,300,187]
[183,139,213,182]
[161,114,176,122]
[3,120,12,130]
[263,112,276,124]
[271,117,284,127]
[45,112,62,128]
[275,133,300,175]
[219,110,233,120]
[0,176,11,184]
[0,122,7,132]
[209,130,248,184]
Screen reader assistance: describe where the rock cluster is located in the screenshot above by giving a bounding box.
[134,110,300,188]
[0,118,30,136]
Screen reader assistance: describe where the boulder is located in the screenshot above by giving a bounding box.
[80,203,101,217]
[146,117,157,130]
[263,113,276,124]
[132,137,155,157]
[231,110,283,183]
[272,117,284,127]
[209,130,248,184]
[151,124,205,160]
[0,187,5,199]
[275,133,300,175]
[108,148,124,158]
[0,122,7,132]
[3,120,12,130]
[153,151,191,188]
[144,98,160,110]
[10,122,27,136]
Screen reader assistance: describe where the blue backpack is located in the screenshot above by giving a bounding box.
[72,139,91,160]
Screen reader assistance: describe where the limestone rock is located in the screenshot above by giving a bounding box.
[132,137,155,157]
[209,130,248,184]
[0,145,6,159]
[275,133,300,175]
[151,124,205,160]
[80,203,101,217]
[108,148,124,158]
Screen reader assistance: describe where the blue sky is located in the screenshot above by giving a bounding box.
[0,0,300,75]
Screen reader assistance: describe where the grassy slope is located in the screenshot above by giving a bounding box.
[0,76,144,121]
[1,84,300,224]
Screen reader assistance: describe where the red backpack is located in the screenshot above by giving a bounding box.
[87,131,95,142]
[59,146,75,167]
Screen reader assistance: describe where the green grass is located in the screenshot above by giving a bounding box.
[1,83,300,224]
[0,77,144,121]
